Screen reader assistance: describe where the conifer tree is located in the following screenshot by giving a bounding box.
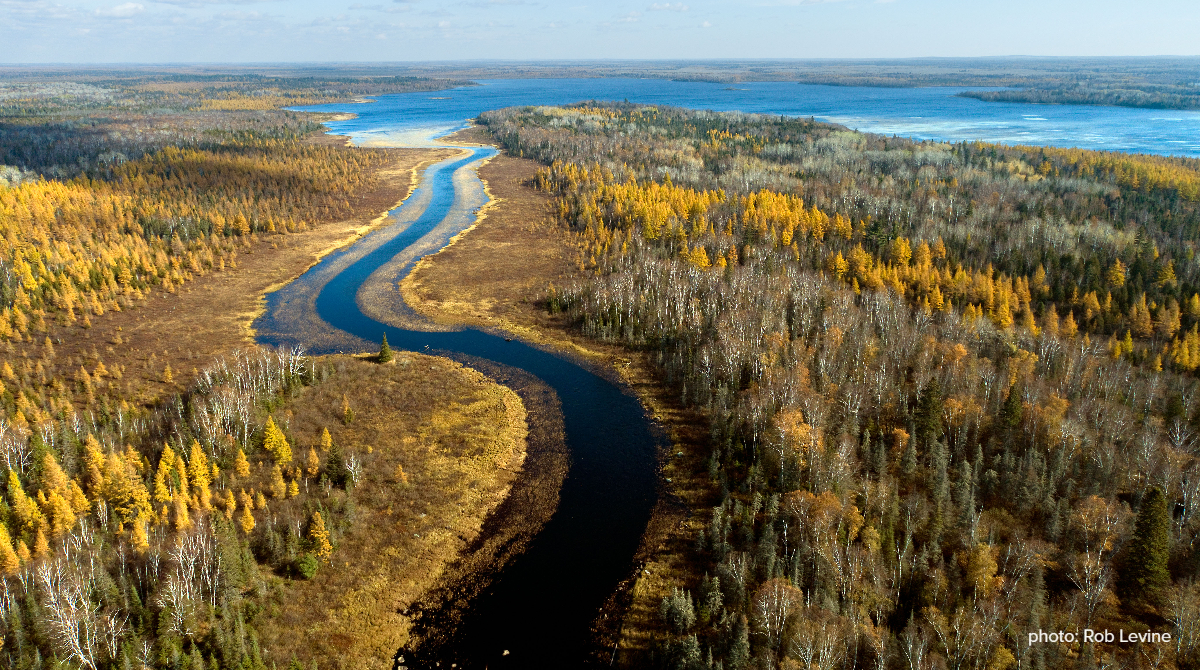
[235,448,251,477]
[172,495,192,532]
[320,427,333,452]
[914,379,943,446]
[132,518,149,554]
[223,490,237,520]
[188,441,211,510]
[239,502,256,534]
[46,491,75,537]
[0,523,19,576]
[306,447,320,478]
[341,395,353,425]
[999,386,1023,434]
[1118,486,1172,608]
[40,453,68,493]
[270,464,287,499]
[263,417,293,464]
[379,333,393,363]
[33,526,49,559]
[309,511,332,561]
[8,470,43,534]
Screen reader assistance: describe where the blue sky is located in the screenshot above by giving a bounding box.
[2,0,1198,63]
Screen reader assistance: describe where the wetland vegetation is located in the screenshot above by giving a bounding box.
[471,102,1200,669]
[8,59,1200,670]
[0,68,526,670]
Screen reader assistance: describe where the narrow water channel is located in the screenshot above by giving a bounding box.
[255,146,660,668]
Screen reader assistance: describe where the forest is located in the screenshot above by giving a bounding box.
[314,58,1200,111]
[0,69,472,117]
[0,70,517,669]
[479,103,1200,669]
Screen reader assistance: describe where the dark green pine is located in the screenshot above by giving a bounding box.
[1118,486,1172,608]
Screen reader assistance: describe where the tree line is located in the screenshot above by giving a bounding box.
[481,102,1200,670]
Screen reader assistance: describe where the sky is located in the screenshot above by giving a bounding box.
[2,0,1199,63]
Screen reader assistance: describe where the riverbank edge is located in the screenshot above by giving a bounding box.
[246,144,471,341]
[399,129,714,664]
[253,352,534,670]
[239,129,575,666]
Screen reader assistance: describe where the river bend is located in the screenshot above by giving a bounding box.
[255,146,660,668]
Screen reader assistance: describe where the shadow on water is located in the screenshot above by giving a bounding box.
[255,147,661,668]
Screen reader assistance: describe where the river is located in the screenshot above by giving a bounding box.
[255,146,660,668]
[257,81,1200,667]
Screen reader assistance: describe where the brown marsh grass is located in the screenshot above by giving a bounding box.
[255,354,528,670]
[399,137,716,665]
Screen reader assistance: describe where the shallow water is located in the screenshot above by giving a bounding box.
[257,79,1200,667]
[255,147,660,668]
[297,78,1200,157]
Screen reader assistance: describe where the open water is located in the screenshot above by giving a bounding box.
[255,80,1200,668]
[301,78,1200,157]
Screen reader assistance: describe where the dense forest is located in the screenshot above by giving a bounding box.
[958,86,1200,111]
[327,58,1200,110]
[0,72,474,669]
[0,71,472,117]
[480,103,1200,669]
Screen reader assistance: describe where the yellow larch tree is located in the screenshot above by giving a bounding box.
[262,417,292,464]
[309,511,332,561]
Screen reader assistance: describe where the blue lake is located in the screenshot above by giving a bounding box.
[298,78,1200,157]
[268,77,1200,667]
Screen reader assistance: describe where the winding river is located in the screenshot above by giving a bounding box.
[257,75,1200,666]
[254,146,660,667]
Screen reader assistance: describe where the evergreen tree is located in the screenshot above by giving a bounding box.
[956,458,975,529]
[1118,486,1172,608]
[325,442,349,488]
[914,379,943,445]
[1000,385,1024,434]
[728,615,750,669]
[378,333,393,363]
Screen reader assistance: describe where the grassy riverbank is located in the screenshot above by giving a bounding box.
[0,99,541,668]
[256,354,528,669]
[401,127,708,664]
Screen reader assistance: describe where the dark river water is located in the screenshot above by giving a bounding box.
[255,147,659,668]
[258,80,1200,667]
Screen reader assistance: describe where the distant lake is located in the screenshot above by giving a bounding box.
[295,78,1200,157]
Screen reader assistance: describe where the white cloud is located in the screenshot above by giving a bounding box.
[96,2,144,16]
[151,0,276,5]
[701,20,711,27]
[348,3,415,13]
[616,10,640,22]
[649,2,687,10]
[757,0,850,4]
